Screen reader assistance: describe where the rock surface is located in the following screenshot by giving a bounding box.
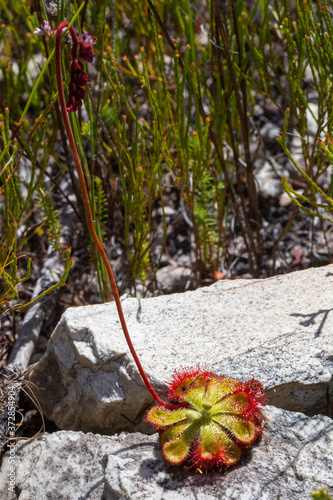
[0,406,332,500]
[29,265,333,434]
[155,264,195,294]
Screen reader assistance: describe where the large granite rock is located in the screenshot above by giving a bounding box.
[29,265,333,434]
[0,407,332,499]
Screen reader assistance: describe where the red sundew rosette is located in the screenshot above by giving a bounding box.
[146,368,266,471]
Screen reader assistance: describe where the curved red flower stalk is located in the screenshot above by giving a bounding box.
[55,21,186,411]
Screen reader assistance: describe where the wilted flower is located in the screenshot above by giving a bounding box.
[77,30,96,63]
[146,367,266,471]
[78,42,95,63]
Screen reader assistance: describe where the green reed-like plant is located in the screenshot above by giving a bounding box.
[79,0,333,286]
[0,0,89,313]
[278,109,333,223]
[249,0,333,261]
[3,0,333,300]
[0,108,73,314]
[36,187,63,251]
[273,1,333,228]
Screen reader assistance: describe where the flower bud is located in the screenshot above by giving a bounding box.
[77,72,88,86]
[78,42,94,63]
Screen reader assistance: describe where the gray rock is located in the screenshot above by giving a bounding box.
[0,406,332,499]
[255,160,288,199]
[306,102,320,137]
[260,122,281,144]
[29,265,333,434]
[155,264,195,293]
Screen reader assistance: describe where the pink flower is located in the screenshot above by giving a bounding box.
[78,30,96,46]
[33,20,54,37]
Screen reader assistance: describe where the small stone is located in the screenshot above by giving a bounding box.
[256,160,288,199]
[155,264,195,293]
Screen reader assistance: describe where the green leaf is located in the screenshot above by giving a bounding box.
[184,385,207,410]
[205,377,240,406]
[214,392,249,414]
[146,407,188,428]
[162,422,200,465]
[212,414,256,444]
[198,422,241,466]
[160,420,194,447]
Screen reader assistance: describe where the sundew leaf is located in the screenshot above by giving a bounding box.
[168,368,215,401]
[160,420,196,447]
[198,422,225,458]
[197,421,241,466]
[162,422,200,465]
[205,377,240,406]
[184,385,207,410]
[212,414,256,444]
[146,407,188,428]
[213,392,249,414]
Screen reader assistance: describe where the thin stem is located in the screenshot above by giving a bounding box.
[55,21,185,410]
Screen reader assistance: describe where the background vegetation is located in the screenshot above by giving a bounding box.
[1,0,333,352]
